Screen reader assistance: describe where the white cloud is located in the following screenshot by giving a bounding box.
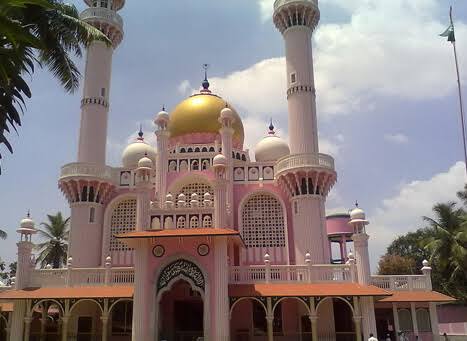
[177,80,192,95]
[384,133,409,144]
[248,0,467,117]
[367,161,466,270]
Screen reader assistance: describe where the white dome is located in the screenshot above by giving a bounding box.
[350,207,366,220]
[213,154,227,167]
[122,132,156,169]
[154,109,169,127]
[20,217,35,229]
[138,156,153,169]
[254,124,290,162]
[220,106,235,121]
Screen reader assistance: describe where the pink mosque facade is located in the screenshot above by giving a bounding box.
[0,0,458,340]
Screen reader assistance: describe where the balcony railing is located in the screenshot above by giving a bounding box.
[60,162,114,181]
[229,264,354,284]
[80,7,123,30]
[29,267,134,287]
[275,153,335,175]
[370,275,430,291]
[274,0,318,11]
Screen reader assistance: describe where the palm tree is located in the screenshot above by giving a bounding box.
[0,0,110,173]
[0,229,6,240]
[422,202,467,300]
[36,212,69,268]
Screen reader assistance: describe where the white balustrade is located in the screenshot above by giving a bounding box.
[274,0,318,11]
[229,264,352,284]
[60,162,114,180]
[370,275,429,291]
[275,153,335,175]
[29,267,134,288]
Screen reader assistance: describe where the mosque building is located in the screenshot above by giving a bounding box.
[0,0,456,340]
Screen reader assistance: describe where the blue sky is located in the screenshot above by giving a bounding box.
[1,0,466,269]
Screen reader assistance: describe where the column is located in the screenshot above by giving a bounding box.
[266,297,274,341]
[61,316,69,341]
[353,297,363,341]
[213,237,230,340]
[23,316,32,341]
[393,303,400,339]
[132,241,149,340]
[155,129,169,206]
[40,306,47,341]
[9,301,26,341]
[411,302,419,337]
[429,303,440,341]
[310,315,318,341]
[101,315,109,341]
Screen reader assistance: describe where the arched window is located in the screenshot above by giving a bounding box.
[241,193,286,248]
[194,147,200,153]
[177,216,186,229]
[191,160,199,171]
[209,147,215,152]
[202,215,212,228]
[416,309,431,332]
[190,216,199,228]
[180,148,186,153]
[202,147,208,152]
[110,199,137,251]
[398,309,413,331]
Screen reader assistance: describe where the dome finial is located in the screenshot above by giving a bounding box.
[162,104,165,111]
[355,200,359,208]
[201,63,210,92]
[138,124,144,140]
[268,118,275,134]
[27,210,30,218]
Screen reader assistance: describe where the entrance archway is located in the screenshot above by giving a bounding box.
[155,258,209,341]
[159,279,204,341]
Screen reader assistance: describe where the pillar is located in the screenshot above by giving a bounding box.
[429,303,440,341]
[219,106,235,226]
[132,240,149,341]
[393,303,401,338]
[266,297,274,341]
[155,129,169,206]
[411,302,419,337]
[61,316,69,341]
[213,237,230,340]
[23,316,32,341]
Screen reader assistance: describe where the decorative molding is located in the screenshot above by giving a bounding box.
[157,259,205,292]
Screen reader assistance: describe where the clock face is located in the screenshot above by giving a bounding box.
[197,244,210,256]
[152,245,165,258]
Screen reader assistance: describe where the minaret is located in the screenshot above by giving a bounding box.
[219,105,235,226]
[77,0,125,164]
[273,0,336,264]
[349,204,377,340]
[9,213,37,341]
[154,108,170,206]
[59,0,123,267]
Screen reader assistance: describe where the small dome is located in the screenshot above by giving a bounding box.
[20,216,35,230]
[220,106,235,122]
[138,155,153,169]
[350,206,366,220]
[213,153,227,166]
[122,131,156,168]
[154,108,170,127]
[254,123,290,162]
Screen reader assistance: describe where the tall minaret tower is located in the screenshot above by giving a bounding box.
[273,0,337,264]
[59,0,123,267]
[77,0,124,164]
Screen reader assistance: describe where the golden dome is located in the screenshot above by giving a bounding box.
[168,93,244,146]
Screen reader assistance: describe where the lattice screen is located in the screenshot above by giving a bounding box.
[110,199,136,251]
[241,194,286,248]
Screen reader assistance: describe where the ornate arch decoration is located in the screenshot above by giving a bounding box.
[229,297,267,318]
[315,296,355,315]
[272,296,311,315]
[31,299,64,317]
[167,172,213,196]
[109,298,133,314]
[69,298,104,315]
[157,259,205,293]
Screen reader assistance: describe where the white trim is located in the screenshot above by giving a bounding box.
[69,298,103,315]
[229,297,267,318]
[31,299,64,316]
[272,296,311,315]
[316,296,355,315]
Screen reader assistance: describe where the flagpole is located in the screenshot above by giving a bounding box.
[449,6,467,176]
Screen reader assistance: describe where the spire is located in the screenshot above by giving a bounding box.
[137,124,144,140]
[355,200,359,208]
[268,119,275,135]
[26,210,30,218]
[201,63,211,93]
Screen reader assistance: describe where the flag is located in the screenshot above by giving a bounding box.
[440,24,456,42]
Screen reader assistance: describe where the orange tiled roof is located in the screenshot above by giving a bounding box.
[0,286,133,300]
[0,302,13,312]
[379,290,456,302]
[229,283,391,297]
[116,228,242,241]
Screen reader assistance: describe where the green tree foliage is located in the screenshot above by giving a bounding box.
[0,228,6,240]
[0,261,17,285]
[380,189,467,302]
[35,212,69,269]
[0,0,110,173]
[378,254,416,275]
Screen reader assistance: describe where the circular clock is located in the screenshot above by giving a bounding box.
[152,245,165,257]
[197,244,210,256]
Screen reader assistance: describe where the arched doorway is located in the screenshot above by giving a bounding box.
[155,258,208,341]
[159,279,204,341]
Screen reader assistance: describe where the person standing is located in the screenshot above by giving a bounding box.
[369,333,379,341]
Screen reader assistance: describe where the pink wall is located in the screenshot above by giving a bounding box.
[326,215,353,236]
[438,305,467,335]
